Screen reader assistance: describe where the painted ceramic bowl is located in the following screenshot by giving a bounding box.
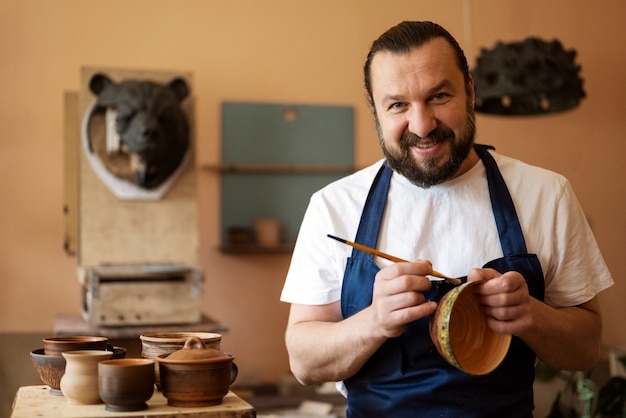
[99,358,155,412]
[156,337,237,407]
[43,336,108,356]
[429,280,511,375]
[30,349,66,395]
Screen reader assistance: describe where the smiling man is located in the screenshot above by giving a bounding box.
[281,21,613,417]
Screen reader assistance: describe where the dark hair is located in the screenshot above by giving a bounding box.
[364,21,470,106]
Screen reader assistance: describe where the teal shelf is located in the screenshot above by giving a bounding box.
[217,102,354,251]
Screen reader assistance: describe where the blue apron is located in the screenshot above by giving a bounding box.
[340,145,544,418]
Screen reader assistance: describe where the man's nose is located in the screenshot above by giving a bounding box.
[407,105,437,138]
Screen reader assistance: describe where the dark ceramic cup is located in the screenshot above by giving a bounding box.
[98,358,155,412]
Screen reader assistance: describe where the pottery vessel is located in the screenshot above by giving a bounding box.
[106,345,128,359]
[43,336,108,356]
[254,218,282,248]
[429,280,511,375]
[157,337,237,407]
[30,345,125,396]
[140,332,221,389]
[60,350,113,404]
[30,349,66,395]
[99,358,155,412]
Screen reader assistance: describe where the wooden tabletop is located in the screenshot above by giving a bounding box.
[11,385,256,418]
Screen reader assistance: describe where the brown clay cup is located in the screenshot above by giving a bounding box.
[43,336,108,356]
[156,337,237,407]
[140,332,221,389]
[429,280,511,375]
[99,358,155,412]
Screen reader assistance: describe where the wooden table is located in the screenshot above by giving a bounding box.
[11,385,256,418]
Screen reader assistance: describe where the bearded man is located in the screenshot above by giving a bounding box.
[281,21,613,417]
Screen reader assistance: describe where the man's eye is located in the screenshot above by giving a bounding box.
[390,102,406,110]
[433,93,450,101]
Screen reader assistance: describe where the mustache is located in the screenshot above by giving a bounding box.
[400,127,453,149]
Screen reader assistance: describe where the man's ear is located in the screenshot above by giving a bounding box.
[467,75,476,107]
[365,93,376,115]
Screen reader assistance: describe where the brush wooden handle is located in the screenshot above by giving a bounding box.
[327,234,460,284]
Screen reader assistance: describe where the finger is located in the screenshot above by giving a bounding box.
[381,260,434,279]
[375,272,433,296]
[476,271,526,297]
[382,302,438,336]
[467,267,502,283]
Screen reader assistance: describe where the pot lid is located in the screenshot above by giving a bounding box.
[159,337,232,363]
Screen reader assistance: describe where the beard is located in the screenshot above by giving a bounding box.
[378,107,476,188]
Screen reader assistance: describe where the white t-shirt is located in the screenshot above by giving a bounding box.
[281,152,613,308]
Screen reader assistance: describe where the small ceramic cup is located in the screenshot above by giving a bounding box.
[60,350,113,405]
[429,280,512,375]
[99,358,155,412]
[254,218,282,248]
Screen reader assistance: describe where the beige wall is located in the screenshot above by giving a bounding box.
[1,0,624,386]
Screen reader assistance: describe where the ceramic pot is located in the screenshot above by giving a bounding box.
[140,332,221,390]
[429,280,511,375]
[60,350,113,404]
[29,346,125,396]
[30,349,65,395]
[157,337,237,407]
[43,336,108,356]
[254,218,282,248]
[106,345,128,360]
[99,358,155,412]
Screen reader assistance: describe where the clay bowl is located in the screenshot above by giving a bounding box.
[99,358,155,412]
[30,349,66,395]
[429,280,511,375]
[140,332,221,389]
[156,337,237,407]
[107,345,128,360]
[30,345,126,395]
[43,336,108,356]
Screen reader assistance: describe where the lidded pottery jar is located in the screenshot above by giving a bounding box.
[60,350,113,404]
[140,332,221,390]
[156,337,237,407]
[429,280,512,375]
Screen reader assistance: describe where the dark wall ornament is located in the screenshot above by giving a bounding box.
[81,73,192,200]
[471,37,586,116]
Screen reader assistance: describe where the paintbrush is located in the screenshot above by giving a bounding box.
[327,234,462,285]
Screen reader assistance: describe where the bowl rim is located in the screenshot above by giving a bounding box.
[43,335,108,343]
[100,358,155,367]
[139,332,222,342]
[156,351,235,364]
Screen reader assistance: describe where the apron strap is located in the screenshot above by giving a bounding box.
[475,144,528,255]
[352,163,393,255]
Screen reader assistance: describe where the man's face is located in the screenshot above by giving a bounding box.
[370,37,476,188]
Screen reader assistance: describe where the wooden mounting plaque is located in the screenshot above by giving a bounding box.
[74,67,198,268]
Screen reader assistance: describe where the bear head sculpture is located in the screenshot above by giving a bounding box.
[89,73,190,190]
